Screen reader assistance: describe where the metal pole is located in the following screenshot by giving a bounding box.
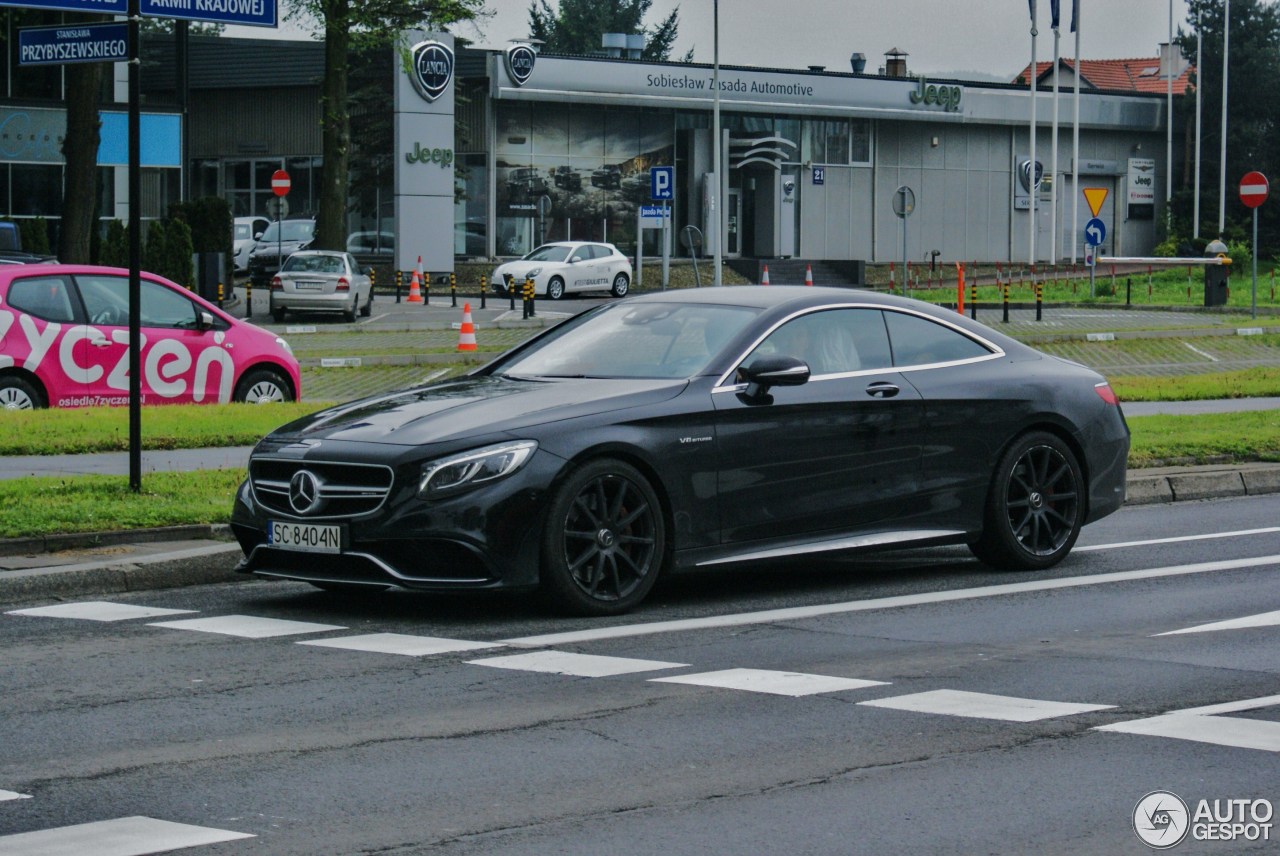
[1253,207,1258,319]
[712,0,722,286]
[1051,24,1060,264]
[1071,2,1081,263]
[1194,25,1202,238]
[1218,0,1229,234]
[1166,0,1173,211]
[1029,4,1038,266]
[128,0,141,493]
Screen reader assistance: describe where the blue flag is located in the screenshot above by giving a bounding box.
[1028,0,1036,22]
[1050,0,1060,28]
[1070,0,1079,32]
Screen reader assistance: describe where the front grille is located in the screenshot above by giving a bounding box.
[251,458,394,519]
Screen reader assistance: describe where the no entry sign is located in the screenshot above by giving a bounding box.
[1239,171,1269,209]
[271,169,291,197]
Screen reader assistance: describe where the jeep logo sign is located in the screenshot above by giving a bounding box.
[410,40,454,102]
[506,44,536,86]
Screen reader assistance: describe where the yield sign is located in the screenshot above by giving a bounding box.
[1239,171,1269,209]
[1082,187,1108,218]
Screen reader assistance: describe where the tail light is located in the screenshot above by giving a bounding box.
[270,276,282,291]
[1094,382,1119,406]
[337,277,350,292]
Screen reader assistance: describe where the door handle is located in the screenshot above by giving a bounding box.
[91,339,113,348]
[865,382,899,398]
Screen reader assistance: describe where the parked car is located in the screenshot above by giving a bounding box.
[269,250,372,323]
[491,241,632,299]
[552,166,583,192]
[506,167,551,200]
[455,221,487,257]
[230,287,1129,615]
[346,231,395,255]
[0,221,57,265]
[233,216,271,273]
[591,164,621,189]
[0,264,299,410]
[248,218,316,287]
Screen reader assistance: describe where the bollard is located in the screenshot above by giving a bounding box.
[507,274,515,311]
[969,281,977,320]
[1126,277,1132,306]
[1035,282,1043,321]
[217,282,224,307]
[450,271,457,308]
[395,269,403,303]
[480,274,487,310]
[523,276,536,319]
[1002,282,1009,323]
[245,279,253,319]
[423,272,431,302]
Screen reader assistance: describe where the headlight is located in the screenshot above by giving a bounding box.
[418,440,538,498]
[526,268,542,278]
[275,336,293,355]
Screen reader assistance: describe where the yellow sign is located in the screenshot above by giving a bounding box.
[1083,187,1108,218]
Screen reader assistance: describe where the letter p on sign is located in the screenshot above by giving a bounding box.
[651,166,674,201]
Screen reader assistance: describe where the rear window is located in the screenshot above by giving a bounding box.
[6,275,76,322]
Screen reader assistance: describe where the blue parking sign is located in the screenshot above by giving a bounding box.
[650,166,674,200]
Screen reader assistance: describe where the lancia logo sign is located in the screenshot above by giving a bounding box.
[506,44,536,86]
[289,470,322,515]
[1018,158,1045,193]
[410,40,454,103]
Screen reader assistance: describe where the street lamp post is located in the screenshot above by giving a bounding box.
[712,0,722,286]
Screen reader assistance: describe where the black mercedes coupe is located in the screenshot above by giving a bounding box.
[231,287,1129,615]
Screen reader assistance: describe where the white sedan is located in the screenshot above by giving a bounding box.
[491,241,632,300]
[233,216,270,273]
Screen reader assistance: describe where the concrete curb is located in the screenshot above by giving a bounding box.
[0,542,242,603]
[1120,464,1280,506]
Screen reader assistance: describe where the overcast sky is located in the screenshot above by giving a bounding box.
[233,0,1195,80]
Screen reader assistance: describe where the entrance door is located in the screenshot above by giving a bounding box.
[725,189,742,258]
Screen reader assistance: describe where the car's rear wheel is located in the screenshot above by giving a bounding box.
[343,297,358,323]
[234,368,292,404]
[360,289,373,317]
[0,375,44,410]
[541,458,665,616]
[610,272,630,298]
[970,431,1084,571]
[547,276,565,300]
[270,300,285,323]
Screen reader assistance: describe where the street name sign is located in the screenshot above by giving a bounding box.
[18,22,127,65]
[1,0,125,13]
[0,0,276,26]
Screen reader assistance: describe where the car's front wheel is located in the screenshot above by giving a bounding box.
[541,458,666,616]
[611,272,630,298]
[970,431,1084,571]
[547,276,565,300]
[0,375,44,410]
[234,368,292,404]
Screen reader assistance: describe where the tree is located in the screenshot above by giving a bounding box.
[286,0,483,252]
[528,0,690,62]
[1175,0,1280,253]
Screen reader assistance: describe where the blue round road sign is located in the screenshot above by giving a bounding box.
[1085,217,1106,247]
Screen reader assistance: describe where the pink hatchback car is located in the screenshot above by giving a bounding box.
[0,265,300,410]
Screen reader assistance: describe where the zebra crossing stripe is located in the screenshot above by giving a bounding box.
[0,816,253,855]
[858,689,1115,722]
[468,651,687,678]
[0,789,31,801]
[1155,609,1280,636]
[147,615,345,639]
[298,633,503,656]
[6,602,195,622]
[651,668,888,697]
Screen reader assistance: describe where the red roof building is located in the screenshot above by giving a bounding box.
[1014,50,1194,96]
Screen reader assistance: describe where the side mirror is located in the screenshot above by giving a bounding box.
[197,310,215,331]
[253,231,264,240]
[738,355,810,403]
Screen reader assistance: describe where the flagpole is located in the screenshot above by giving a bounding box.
[1071,0,1080,263]
[1166,0,1173,211]
[1193,23,1202,239]
[1217,0,1229,235]
[1029,1,1038,266]
[1051,21,1060,264]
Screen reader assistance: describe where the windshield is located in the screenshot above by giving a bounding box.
[234,224,252,240]
[491,302,760,379]
[522,245,572,263]
[259,220,315,243]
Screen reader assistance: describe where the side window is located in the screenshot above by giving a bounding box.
[884,311,992,367]
[6,276,77,322]
[569,248,587,263]
[744,309,890,375]
[140,279,200,328]
[77,276,131,326]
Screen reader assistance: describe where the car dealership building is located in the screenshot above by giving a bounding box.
[0,14,1172,274]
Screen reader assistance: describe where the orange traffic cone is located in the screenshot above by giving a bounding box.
[406,257,424,304]
[760,264,770,286]
[456,303,477,351]
[804,264,814,286]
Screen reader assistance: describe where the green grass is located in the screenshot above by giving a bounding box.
[1111,367,1280,401]
[0,469,245,538]
[0,402,325,456]
[1127,411,1280,467]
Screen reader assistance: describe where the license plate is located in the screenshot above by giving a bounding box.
[294,280,324,291]
[268,520,343,553]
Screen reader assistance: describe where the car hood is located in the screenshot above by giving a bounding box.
[494,260,557,276]
[264,374,686,448]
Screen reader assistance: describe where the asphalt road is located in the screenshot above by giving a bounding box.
[2,493,1278,854]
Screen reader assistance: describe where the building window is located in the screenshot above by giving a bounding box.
[10,163,61,217]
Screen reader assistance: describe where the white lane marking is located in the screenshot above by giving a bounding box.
[1075,527,1280,553]
[1156,693,1280,718]
[6,602,196,622]
[1183,341,1219,361]
[468,651,687,678]
[0,816,253,855]
[650,668,888,697]
[298,633,504,656]
[1096,695,1280,754]
[0,789,31,801]
[858,689,1114,722]
[148,615,345,639]
[1155,609,1280,636]
[501,555,1280,648]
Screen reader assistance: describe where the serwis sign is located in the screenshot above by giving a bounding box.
[409,40,454,103]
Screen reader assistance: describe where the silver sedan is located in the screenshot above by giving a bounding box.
[269,250,373,323]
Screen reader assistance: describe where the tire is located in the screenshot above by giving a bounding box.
[0,375,44,410]
[343,298,358,323]
[969,431,1084,571]
[360,289,373,317]
[270,301,286,323]
[234,368,292,404]
[541,458,666,616]
[547,276,565,300]
[610,273,630,298]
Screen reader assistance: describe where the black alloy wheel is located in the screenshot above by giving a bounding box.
[541,459,665,615]
[971,431,1083,571]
